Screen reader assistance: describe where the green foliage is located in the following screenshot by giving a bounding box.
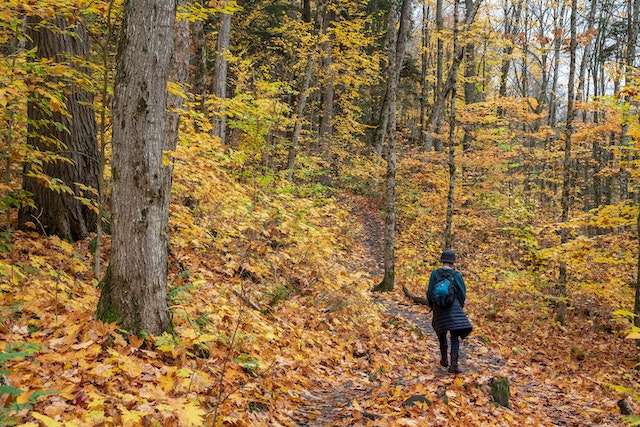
[233,353,261,374]
[0,342,43,426]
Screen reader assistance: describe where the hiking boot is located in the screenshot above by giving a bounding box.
[439,347,448,367]
[448,354,462,374]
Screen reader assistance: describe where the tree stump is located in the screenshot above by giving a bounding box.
[489,376,510,408]
[618,397,633,416]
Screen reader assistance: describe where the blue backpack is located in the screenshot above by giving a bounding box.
[432,273,456,308]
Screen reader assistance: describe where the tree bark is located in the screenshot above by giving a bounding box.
[626,0,640,358]
[444,0,459,251]
[576,0,597,122]
[557,0,578,325]
[192,0,208,129]
[546,1,565,149]
[498,0,523,116]
[212,2,231,143]
[620,0,639,202]
[288,4,323,178]
[165,0,191,209]
[420,2,432,151]
[97,0,176,335]
[19,15,99,241]
[432,0,444,152]
[319,6,335,162]
[462,0,478,150]
[288,52,315,179]
[374,0,411,293]
[424,0,482,149]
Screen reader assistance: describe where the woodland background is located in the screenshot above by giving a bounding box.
[1,0,640,425]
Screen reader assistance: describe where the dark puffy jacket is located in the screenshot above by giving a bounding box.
[427,268,472,337]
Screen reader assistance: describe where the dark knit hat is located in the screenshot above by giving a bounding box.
[440,250,456,264]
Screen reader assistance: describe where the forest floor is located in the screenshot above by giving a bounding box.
[290,197,637,426]
[1,188,638,427]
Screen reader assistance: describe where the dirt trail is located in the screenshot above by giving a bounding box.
[292,199,506,425]
[292,199,620,426]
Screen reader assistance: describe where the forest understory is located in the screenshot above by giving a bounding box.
[1,174,639,426]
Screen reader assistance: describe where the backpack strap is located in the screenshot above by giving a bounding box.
[437,268,458,296]
[437,268,457,281]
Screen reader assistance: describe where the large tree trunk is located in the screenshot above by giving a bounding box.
[557,0,578,325]
[97,0,176,335]
[19,15,99,241]
[212,2,231,143]
[374,0,411,293]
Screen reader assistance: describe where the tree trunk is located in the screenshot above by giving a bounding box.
[97,0,176,335]
[576,0,597,122]
[620,0,639,203]
[420,2,432,151]
[94,0,117,279]
[19,15,99,241]
[424,0,482,148]
[546,1,565,148]
[627,0,640,358]
[212,3,231,143]
[288,4,323,178]
[462,0,478,150]
[288,52,315,179]
[432,0,444,152]
[192,0,208,129]
[374,0,411,293]
[444,0,459,251]
[319,6,335,163]
[498,0,523,116]
[165,0,191,208]
[557,0,578,325]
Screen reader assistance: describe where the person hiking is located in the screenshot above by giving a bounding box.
[427,250,473,374]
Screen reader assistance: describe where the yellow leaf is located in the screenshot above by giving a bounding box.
[625,331,640,339]
[194,334,217,344]
[613,309,636,318]
[176,401,205,427]
[16,390,33,405]
[453,376,464,388]
[158,374,176,392]
[31,413,63,427]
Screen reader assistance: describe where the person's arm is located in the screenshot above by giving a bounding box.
[454,272,467,306]
[427,270,438,307]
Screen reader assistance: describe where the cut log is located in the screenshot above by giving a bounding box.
[402,285,430,306]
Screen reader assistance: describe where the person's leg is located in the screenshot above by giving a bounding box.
[437,332,448,367]
[449,331,461,373]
